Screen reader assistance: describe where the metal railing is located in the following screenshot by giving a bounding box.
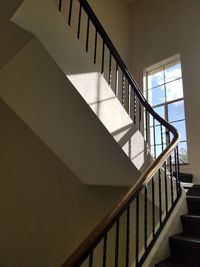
[58,0,182,266]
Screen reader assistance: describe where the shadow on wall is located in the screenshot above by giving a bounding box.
[113,123,149,172]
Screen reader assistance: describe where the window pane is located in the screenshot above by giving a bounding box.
[150,126,161,145]
[150,127,155,146]
[166,79,183,101]
[154,105,165,124]
[148,85,165,106]
[148,67,164,88]
[150,125,166,145]
[150,105,165,126]
[168,100,185,122]
[178,142,188,163]
[171,120,186,141]
[156,145,162,157]
[165,61,182,83]
[150,146,155,157]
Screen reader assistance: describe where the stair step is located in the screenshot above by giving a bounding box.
[169,234,200,264]
[187,196,200,215]
[173,172,193,183]
[155,257,191,267]
[187,184,200,197]
[181,214,200,235]
[181,182,194,191]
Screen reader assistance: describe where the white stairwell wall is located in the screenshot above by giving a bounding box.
[11,0,151,173]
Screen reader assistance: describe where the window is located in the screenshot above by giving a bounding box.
[144,55,188,164]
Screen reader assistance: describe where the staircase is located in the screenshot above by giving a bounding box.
[1,0,188,266]
[156,184,200,267]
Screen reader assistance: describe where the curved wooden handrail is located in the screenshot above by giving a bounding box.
[59,0,181,266]
[61,119,179,267]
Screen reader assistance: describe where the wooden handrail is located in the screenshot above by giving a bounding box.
[61,129,179,267]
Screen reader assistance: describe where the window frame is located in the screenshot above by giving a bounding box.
[143,54,189,164]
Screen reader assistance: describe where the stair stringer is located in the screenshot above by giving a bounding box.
[0,37,141,185]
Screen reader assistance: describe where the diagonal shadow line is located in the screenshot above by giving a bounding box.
[89,96,116,106]
[111,123,133,137]
[131,150,146,161]
[117,124,137,147]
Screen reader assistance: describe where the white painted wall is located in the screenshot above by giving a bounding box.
[0,98,129,267]
[11,0,151,171]
[130,0,200,182]
[0,37,140,185]
[86,0,132,68]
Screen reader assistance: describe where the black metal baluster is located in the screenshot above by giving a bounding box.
[77,3,82,39]
[89,251,93,267]
[59,0,62,11]
[152,177,155,237]
[176,146,181,195]
[86,16,90,52]
[102,234,107,267]
[174,149,178,198]
[122,74,125,106]
[68,0,73,25]
[115,63,118,95]
[135,195,139,267]
[101,41,105,74]
[158,169,162,226]
[161,125,168,213]
[94,29,97,64]
[125,206,130,267]
[109,52,112,85]
[128,84,131,116]
[139,101,141,132]
[145,109,148,143]
[160,125,164,152]
[153,118,156,158]
[167,130,174,206]
[164,161,168,214]
[169,154,174,206]
[144,186,148,251]
[115,219,119,267]
[133,91,136,124]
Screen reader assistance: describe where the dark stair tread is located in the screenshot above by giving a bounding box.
[187,185,200,197]
[170,234,200,264]
[173,172,193,178]
[155,257,194,267]
[181,214,200,235]
[173,172,193,183]
[187,196,200,202]
[170,233,200,244]
[156,257,199,267]
[181,214,200,223]
[187,195,200,215]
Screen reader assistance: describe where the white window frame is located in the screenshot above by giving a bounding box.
[143,54,188,164]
